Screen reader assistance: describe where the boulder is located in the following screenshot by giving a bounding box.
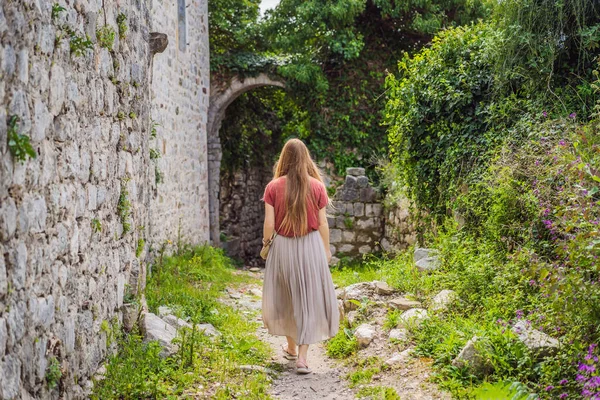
[430,290,457,312]
[141,312,178,357]
[452,336,492,376]
[389,328,408,342]
[415,256,441,272]
[387,297,422,311]
[414,248,441,272]
[512,321,559,357]
[384,348,412,367]
[397,308,428,328]
[374,281,395,296]
[354,324,376,348]
[121,303,140,332]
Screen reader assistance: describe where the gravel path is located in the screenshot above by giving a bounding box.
[225,271,449,400]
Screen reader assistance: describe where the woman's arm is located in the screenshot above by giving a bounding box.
[317,207,332,262]
[263,203,275,243]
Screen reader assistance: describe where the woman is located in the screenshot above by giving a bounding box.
[262,138,340,375]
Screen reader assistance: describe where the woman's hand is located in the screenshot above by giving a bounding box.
[326,249,332,262]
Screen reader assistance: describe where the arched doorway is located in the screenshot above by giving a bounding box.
[207,74,286,247]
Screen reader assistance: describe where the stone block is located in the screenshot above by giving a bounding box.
[327,216,336,227]
[397,308,428,328]
[357,175,369,188]
[346,167,365,176]
[430,290,458,312]
[341,230,355,242]
[0,355,21,400]
[330,229,342,244]
[388,297,422,311]
[142,312,178,357]
[18,194,47,234]
[358,245,372,254]
[353,202,364,217]
[388,329,408,342]
[49,64,65,115]
[340,188,359,202]
[0,251,6,296]
[9,241,27,290]
[0,317,6,357]
[513,321,559,357]
[365,203,382,217]
[452,336,492,376]
[359,187,377,202]
[338,244,355,253]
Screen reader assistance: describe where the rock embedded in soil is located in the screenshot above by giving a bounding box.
[250,288,263,297]
[389,328,408,342]
[374,281,395,295]
[347,311,359,326]
[512,320,559,357]
[196,323,220,337]
[384,348,412,367]
[388,297,422,311]
[249,267,261,272]
[430,290,457,312]
[158,305,173,317]
[414,248,441,272]
[162,314,192,330]
[343,282,374,310]
[141,312,178,357]
[354,323,376,348]
[452,336,492,376]
[397,308,428,328]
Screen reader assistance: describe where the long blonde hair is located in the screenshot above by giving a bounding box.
[273,139,326,236]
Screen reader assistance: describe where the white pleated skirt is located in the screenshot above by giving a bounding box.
[262,231,340,345]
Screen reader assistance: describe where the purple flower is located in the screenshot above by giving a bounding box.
[560,379,569,385]
[559,139,567,146]
[543,111,548,117]
[545,385,555,391]
[570,112,577,119]
[529,279,537,286]
[559,394,568,399]
[516,309,524,319]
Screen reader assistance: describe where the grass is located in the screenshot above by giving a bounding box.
[92,245,274,399]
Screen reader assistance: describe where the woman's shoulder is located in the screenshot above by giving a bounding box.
[309,177,325,188]
[268,176,286,187]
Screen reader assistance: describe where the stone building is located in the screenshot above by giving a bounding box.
[0,0,210,398]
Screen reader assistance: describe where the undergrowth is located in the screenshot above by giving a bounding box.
[92,245,274,399]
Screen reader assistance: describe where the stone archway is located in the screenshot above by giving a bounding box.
[207,73,286,245]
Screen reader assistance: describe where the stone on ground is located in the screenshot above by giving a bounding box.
[141,312,178,357]
[452,336,491,376]
[157,305,173,317]
[250,288,263,297]
[343,282,374,310]
[238,365,277,375]
[162,314,192,330]
[249,267,261,272]
[374,281,395,295]
[196,323,220,337]
[387,297,422,311]
[354,323,376,348]
[384,348,412,367]
[347,310,359,326]
[512,321,558,357]
[414,248,441,272]
[389,328,408,341]
[430,290,457,312]
[397,308,428,328]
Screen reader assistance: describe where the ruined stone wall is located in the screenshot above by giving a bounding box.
[328,168,384,263]
[0,1,152,398]
[149,0,210,246]
[219,165,271,265]
[381,200,417,254]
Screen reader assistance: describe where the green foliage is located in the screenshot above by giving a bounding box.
[116,13,128,39]
[51,4,65,20]
[326,326,358,358]
[150,121,159,139]
[149,148,160,160]
[96,25,115,49]
[7,115,36,163]
[346,357,386,388]
[46,356,62,390]
[128,111,136,119]
[91,218,102,233]
[117,179,131,235]
[154,165,163,185]
[343,217,354,229]
[136,239,145,258]
[357,385,400,399]
[69,33,93,56]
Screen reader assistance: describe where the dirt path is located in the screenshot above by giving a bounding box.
[225,271,449,400]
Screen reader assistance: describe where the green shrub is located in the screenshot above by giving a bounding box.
[326,327,358,359]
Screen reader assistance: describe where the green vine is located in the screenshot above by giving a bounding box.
[51,4,65,21]
[7,116,36,163]
[117,179,132,235]
[97,25,116,50]
[117,13,128,39]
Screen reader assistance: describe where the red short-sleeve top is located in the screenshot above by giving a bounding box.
[263,176,328,237]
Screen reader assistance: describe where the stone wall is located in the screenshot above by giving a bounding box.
[149,0,210,246]
[219,165,271,265]
[0,1,210,399]
[381,200,417,253]
[328,168,384,263]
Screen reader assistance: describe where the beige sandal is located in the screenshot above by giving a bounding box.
[282,345,298,360]
[296,360,312,375]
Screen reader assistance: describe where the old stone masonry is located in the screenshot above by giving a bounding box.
[0,1,210,398]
